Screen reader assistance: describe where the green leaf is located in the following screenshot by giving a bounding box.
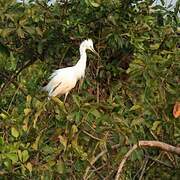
[4,159,12,169]
[11,127,19,138]
[90,1,100,7]
[51,97,67,113]
[22,150,29,163]
[90,109,101,118]
[150,43,160,50]
[56,160,65,174]
[151,121,161,131]
[0,136,4,145]
[129,104,141,111]
[6,153,18,163]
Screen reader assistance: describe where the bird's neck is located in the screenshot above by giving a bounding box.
[74,48,87,79]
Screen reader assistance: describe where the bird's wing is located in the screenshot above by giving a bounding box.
[43,67,77,97]
[44,73,64,95]
[49,67,73,79]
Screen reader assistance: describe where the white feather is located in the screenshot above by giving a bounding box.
[42,39,98,101]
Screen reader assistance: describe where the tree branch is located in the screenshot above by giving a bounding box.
[115,140,180,180]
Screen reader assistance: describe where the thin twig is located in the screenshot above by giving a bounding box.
[0,72,27,96]
[96,32,101,103]
[83,144,121,180]
[82,130,102,141]
[7,86,20,112]
[145,152,162,172]
[145,155,173,169]
[87,162,105,180]
[139,157,148,180]
[115,144,138,180]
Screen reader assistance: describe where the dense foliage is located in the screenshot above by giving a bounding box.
[0,0,180,179]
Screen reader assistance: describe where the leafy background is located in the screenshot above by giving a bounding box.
[0,0,180,179]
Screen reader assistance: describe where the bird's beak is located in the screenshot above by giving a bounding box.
[90,48,100,58]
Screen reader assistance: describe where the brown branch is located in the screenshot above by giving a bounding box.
[139,141,180,155]
[115,140,180,180]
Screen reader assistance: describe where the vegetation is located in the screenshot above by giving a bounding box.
[0,0,179,179]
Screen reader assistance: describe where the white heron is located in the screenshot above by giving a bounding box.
[43,39,99,102]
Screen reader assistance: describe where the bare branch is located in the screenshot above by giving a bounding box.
[115,140,180,180]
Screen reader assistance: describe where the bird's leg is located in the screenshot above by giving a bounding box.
[64,92,69,103]
[78,78,84,93]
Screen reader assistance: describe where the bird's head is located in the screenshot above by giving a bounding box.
[80,39,99,56]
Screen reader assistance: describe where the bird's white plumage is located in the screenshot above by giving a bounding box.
[43,39,98,102]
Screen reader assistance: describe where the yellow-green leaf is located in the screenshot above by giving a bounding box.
[6,153,18,163]
[11,127,19,138]
[151,121,161,131]
[26,162,32,173]
[24,108,31,116]
[150,43,160,50]
[33,109,43,128]
[51,97,67,113]
[26,95,32,108]
[71,125,78,135]
[56,160,65,174]
[22,150,29,162]
[129,104,141,111]
[90,0,100,7]
[0,113,8,119]
[58,135,67,150]
[32,135,41,150]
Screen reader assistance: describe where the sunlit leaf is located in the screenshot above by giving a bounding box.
[11,127,19,138]
[32,135,41,150]
[26,162,32,173]
[90,1,100,7]
[22,150,29,163]
[71,124,78,135]
[58,135,67,150]
[6,153,18,163]
[24,108,31,116]
[129,104,141,111]
[151,121,161,131]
